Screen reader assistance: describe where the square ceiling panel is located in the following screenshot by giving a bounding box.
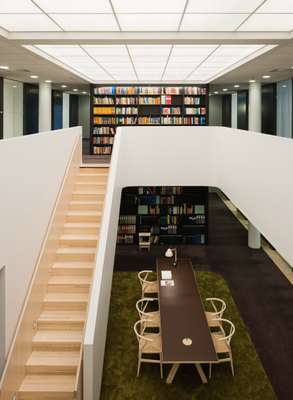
[36,45,85,56]
[0,14,61,31]
[181,13,248,31]
[112,0,186,13]
[171,45,217,56]
[238,14,293,31]
[256,0,293,13]
[117,14,181,31]
[186,0,264,13]
[82,45,128,57]
[49,14,119,31]
[0,0,41,13]
[34,0,112,13]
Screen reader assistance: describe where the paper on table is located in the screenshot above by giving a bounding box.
[160,280,174,287]
[161,270,172,280]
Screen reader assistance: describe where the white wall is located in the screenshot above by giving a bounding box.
[3,79,23,139]
[84,125,293,400]
[0,127,81,353]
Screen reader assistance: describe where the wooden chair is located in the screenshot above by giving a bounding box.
[209,318,235,378]
[205,297,226,329]
[134,320,163,378]
[136,297,160,328]
[138,270,159,297]
[139,232,151,252]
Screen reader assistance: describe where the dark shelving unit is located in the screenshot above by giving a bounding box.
[90,84,208,155]
[118,186,208,246]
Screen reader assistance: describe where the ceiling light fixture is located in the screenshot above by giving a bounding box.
[282,85,287,88]
[262,75,271,79]
[73,88,78,92]
[82,91,87,94]
[222,88,228,92]
[12,85,17,88]
[30,75,38,79]
[45,80,52,83]
[61,85,67,88]
[0,65,9,70]
[249,79,256,83]
[234,84,240,88]
[214,91,219,94]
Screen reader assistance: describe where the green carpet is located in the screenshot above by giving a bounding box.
[100,271,276,400]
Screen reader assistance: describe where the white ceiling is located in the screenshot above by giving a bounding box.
[0,0,293,32]
[27,44,274,83]
[0,1,293,86]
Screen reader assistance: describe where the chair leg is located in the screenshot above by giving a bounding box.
[209,363,212,379]
[160,354,163,379]
[230,356,235,376]
[137,359,141,377]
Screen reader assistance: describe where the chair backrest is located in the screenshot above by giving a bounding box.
[139,232,151,245]
[137,270,152,286]
[215,318,235,345]
[133,320,153,344]
[136,297,157,319]
[206,297,226,319]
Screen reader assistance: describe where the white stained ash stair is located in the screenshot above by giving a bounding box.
[17,167,108,400]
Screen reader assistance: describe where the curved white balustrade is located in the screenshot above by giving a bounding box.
[84,126,293,400]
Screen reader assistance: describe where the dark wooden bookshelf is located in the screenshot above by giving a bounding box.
[90,84,209,156]
[117,186,208,246]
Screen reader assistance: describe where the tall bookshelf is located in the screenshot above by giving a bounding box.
[118,186,208,246]
[90,84,208,155]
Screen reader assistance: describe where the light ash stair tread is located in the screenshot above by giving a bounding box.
[44,292,89,302]
[72,190,105,195]
[39,310,86,321]
[26,351,80,366]
[70,200,104,205]
[48,275,92,285]
[56,247,96,254]
[52,262,93,270]
[60,234,99,240]
[33,330,83,343]
[19,374,76,392]
[63,222,100,228]
[67,211,102,216]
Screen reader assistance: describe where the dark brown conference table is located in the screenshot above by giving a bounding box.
[156,258,218,384]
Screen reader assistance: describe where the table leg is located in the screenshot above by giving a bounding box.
[194,363,208,384]
[166,364,180,384]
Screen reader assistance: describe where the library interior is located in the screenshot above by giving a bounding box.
[0,1,293,400]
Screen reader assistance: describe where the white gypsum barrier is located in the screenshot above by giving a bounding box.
[83,126,293,400]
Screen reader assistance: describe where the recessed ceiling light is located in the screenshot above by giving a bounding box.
[82,91,87,94]
[262,75,271,79]
[214,91,219,94]
[12,85,17,88]
[282,85,287,88]
[222,88,228,92]
[0,65,9,70]
[45,79,52,83]
[61,84,67,88]
[249,79,256,83]
[73,88,78,92]
[30,75,38,79]
[234,84,240,88]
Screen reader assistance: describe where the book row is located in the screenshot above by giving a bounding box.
[92,136,114,145]
[94,86,207,95]
[93,146,112,155]
[93,95,205,106]
[137,204,205,215]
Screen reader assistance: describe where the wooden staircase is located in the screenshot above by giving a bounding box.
[17,167,108,400]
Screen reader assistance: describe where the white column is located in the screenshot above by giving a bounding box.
[231,92,238,128]
[38,82,52,132]
[248,81,261,248]
[248,81,261,132]
[62,92,70,128]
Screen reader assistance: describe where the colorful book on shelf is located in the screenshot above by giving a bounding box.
[94,96,115,105]
[138,116,160,125]
[139,97,161,105]
[93,116,116,125]
[93,106,115,115]
[93,146,112,155]
[138,87,161,95]
[93,127,115,135]
[94,87,115,95]
[116,107,138,115]
[116,116,138,125]
[116,97,138,105]
[116,87,138,95]
[163,87,181,95]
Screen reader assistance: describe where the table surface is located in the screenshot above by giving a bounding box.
[156,258,218,363]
